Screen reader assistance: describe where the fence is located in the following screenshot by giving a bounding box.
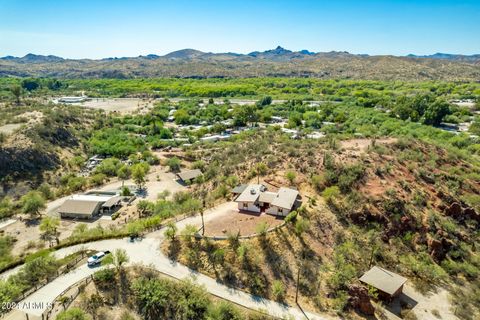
[42,275,94,320]
[0,251,88,319]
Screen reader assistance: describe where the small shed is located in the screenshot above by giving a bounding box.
[177,169,203,183]
[359,266,407,298]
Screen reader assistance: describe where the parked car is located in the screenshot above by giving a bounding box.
[87,250,110,266]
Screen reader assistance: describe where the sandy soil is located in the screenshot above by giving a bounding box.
[0,123,23,135]
[72,98,154,114]
[202,203,284,237]
[381,284,459,320]
[340,137,397,153]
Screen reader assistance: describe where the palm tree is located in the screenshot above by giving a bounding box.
[103,249,130,274]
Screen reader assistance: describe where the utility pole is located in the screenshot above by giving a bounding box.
[201,199,205,235]
[295,251,305,304]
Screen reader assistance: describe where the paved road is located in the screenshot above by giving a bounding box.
[9,206,333,320]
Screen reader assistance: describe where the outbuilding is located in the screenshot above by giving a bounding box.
[177,169,203,184]
[359,266,407,299]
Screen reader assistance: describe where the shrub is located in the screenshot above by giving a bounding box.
[56,307,91,320]
[284,210,298,224]
[322,186,340,204]
[271,280,285,301]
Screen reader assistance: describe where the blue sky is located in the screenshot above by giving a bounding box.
[0,0,479,58]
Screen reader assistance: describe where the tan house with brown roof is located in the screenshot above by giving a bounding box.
[234,184,300,216]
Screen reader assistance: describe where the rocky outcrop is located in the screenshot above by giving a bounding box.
[444,202,480,223]
[348,284,375,315]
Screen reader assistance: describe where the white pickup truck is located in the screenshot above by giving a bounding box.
[87,251,110,266]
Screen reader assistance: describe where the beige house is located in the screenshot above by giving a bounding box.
[58,194,122,219]
[234,184,300,217]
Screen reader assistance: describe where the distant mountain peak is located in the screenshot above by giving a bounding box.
[299,49,315,55]
[164,49,205,59]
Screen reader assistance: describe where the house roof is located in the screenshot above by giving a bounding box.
[232,184,248,194]
[259,191,277,204]
[177,169,202,181]
[235,184,265,203]
[271,187,299,210]
[58,199,102,217]
[102,196,122,208]
[71,194,112,202]
[359,266,407,296]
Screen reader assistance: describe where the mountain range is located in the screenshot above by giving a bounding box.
[1,47,479,81]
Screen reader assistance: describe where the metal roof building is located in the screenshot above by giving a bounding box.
[359,266,407,297]
[58,199,104,219]
[177,169,203,182]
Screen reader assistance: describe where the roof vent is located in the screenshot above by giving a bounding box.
[250,188,256,195]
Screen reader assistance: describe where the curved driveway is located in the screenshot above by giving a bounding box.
[9,204,334,320]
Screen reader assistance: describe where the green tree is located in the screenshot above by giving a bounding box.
[39,216,60,247]
[256,163,268,176]
[117,164,131,186]
[166,157,181,173]
[38,183,54,200]
[423,100,451,126]
[131,162,150,190]
[164,221,178,241]
[287,112,303,128]
[20,191,46,218]
[10,85,22,104]
[137,200,154,217]
[21,78,40,91]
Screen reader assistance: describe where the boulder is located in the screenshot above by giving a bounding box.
[444,202,463,220]
[464,207,480,222]
[348,284,375,315]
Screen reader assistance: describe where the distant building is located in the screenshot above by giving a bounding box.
[200,134,231,143]
[57,193,122,219]
[306,132,325,139]
[234,184,301,217]
[270,116,284,123]
[359,266,407,299]
[58,96,87,103]
[177,169,203,184]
